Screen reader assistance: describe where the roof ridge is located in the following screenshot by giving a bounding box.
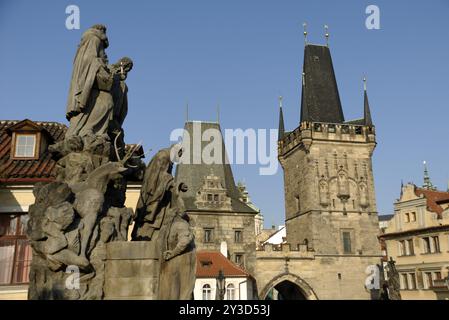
[0,119,67,125]
[416,187,449,194]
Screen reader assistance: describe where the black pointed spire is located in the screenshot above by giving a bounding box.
[363,77,373,126]
[278,96,285,140]
[300,44,344,123]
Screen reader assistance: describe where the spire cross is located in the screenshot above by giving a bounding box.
[363,76,367,91]
[303,22,308,45]
[324,24,329,47]
[279,95,283,108]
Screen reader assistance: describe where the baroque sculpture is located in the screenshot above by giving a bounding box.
[26,24,138,299]
[26,24,196,300]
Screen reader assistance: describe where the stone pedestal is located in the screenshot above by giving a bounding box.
[104,241,159,300]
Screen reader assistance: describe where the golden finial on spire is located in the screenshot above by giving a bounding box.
[324,24,329,47]
[303,22,308,45]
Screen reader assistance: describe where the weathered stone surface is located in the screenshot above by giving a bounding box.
[26,24,142,300]
[131,144,197,300]
[104,277,157,298]
[106,241,158,260]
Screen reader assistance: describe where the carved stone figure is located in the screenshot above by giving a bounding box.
[27,23,196,301]
[318,178,330,207]
[385,258,402,300]
[359,178,369,208]
[65,25,115,138]
[26,24,136,300]
[158,183,196,300]
[131,144,183,242]
[109,57,133,160]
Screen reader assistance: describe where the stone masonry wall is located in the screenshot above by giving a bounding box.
[187,212,256,275]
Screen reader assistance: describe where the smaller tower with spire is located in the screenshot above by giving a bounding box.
[363,77,373,126]
[278,96,285,141]
[422,161,436,190]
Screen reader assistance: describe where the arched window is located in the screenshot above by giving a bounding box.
[226,283,235,300]
[202,284,212,300]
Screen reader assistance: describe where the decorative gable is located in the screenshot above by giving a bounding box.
[194,170,232,211]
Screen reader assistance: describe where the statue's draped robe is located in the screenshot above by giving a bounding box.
[66,28,114,138]
[109,77,129,157]
[158,213,196,300]
[131,148,174,242]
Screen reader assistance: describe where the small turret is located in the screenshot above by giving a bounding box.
[363,77,373,126]
[278,96,285,140]
[422,161,436,190]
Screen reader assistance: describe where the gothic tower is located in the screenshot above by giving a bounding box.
[278,43,380,257]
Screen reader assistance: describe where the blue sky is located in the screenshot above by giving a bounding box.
[1,0,448,227]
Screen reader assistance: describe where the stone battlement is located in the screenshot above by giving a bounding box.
[279,121,375,157]
[256,243,315,259]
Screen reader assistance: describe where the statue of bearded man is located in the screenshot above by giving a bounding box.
[65,24,115,139]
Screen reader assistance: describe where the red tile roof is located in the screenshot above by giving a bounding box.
[196,251,249,278]
[0,120,66,183]
[415,187,449,218]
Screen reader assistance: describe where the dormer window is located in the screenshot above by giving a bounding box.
[14,134,37,158]
[7,119,50,160]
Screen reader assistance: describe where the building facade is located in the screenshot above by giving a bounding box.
[381,180,449,300]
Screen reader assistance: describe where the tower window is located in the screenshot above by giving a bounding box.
[207,194,213,201]
[234,230,243,243]
[234,253,244,266]
[204,228,213,243]
[355,126,362,134]
[328,124,336,133]
[342,231,352,254]
[214,194,219,201]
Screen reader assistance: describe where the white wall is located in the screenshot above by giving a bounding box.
[263,226,286,245]
[193,277,251,300]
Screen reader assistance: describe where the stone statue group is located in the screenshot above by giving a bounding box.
[26,24,196,300]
